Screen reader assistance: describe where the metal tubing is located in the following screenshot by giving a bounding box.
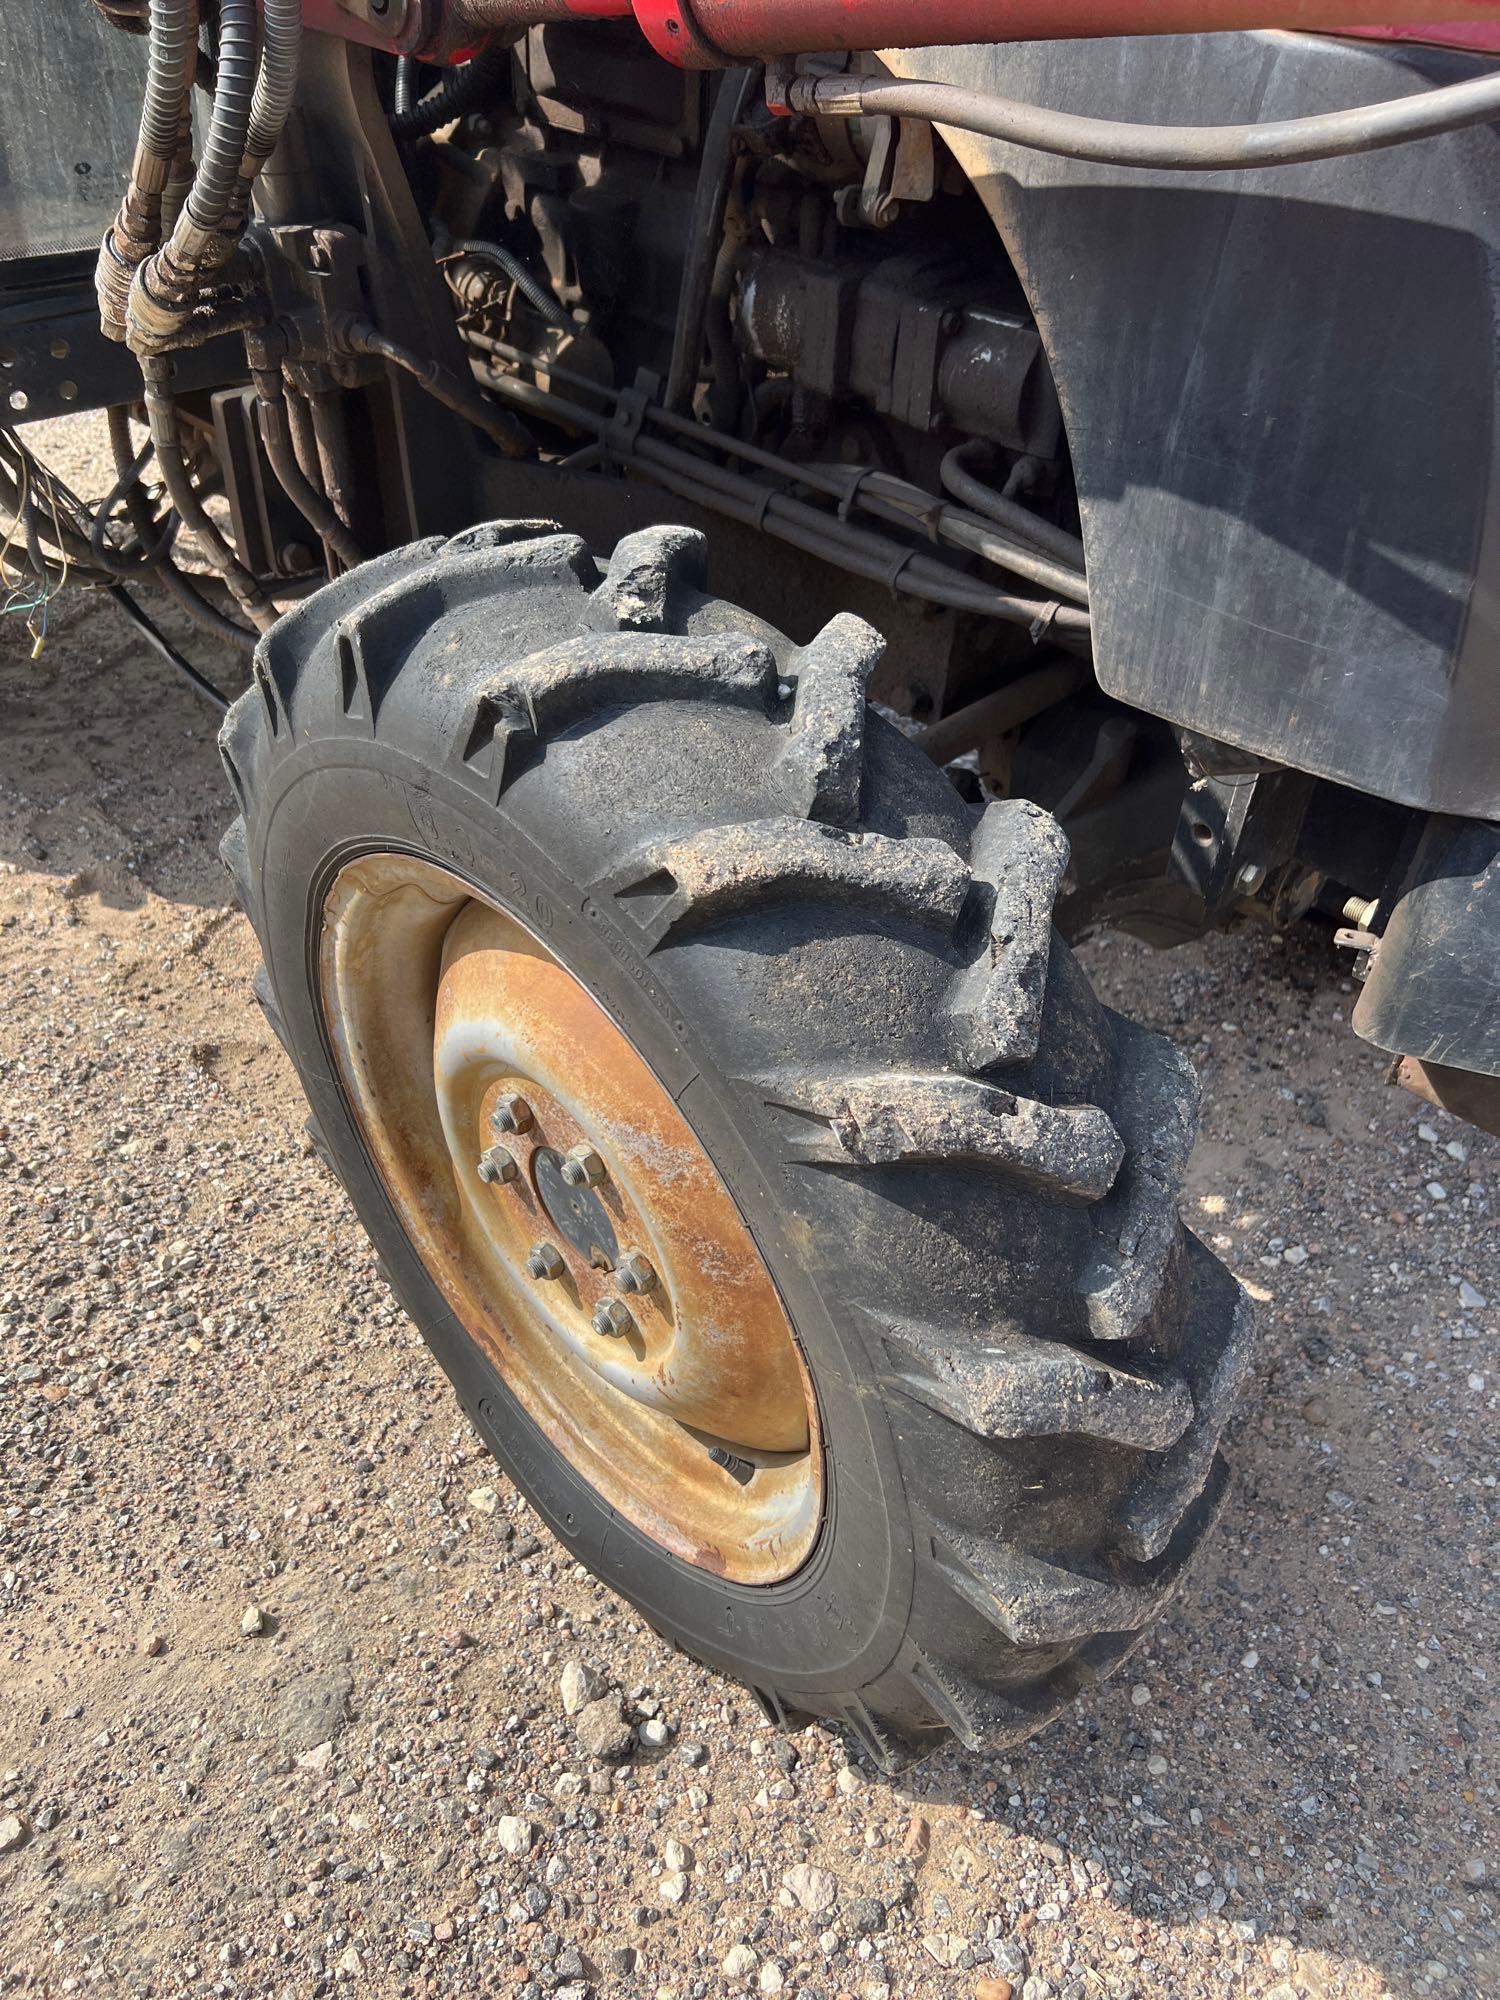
[914,660,1088,764]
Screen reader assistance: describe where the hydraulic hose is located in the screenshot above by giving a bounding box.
[140,365,278,632]
[940,444,1086,574]
[182,0,258,235]
[333,316,533,457]
[106,405,260,652]
[787,69,1500,173]
[390,46,508,139]
[664,67,758,414]
[244,0,305,182]
[140,0,198,166]
[252,367,364,572]
[440,237,570,329]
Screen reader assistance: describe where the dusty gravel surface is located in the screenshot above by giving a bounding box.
[1,416,1495,2000]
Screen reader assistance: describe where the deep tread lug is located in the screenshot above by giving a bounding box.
[947,798,1069,1071]
[776,612,883,826]
[873,1311,1195,1450]
[589,524,707,631]
[760,1070,1123,1199]
[1115,1240,1255,1559]
[606,817,971,949]
[1078,1017,1202,1343]
[926,1521,1169,1648]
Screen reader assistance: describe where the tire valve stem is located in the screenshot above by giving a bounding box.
[492,1093,535,1135]
[616,1250,658,1295]
[709,1446,755,1487]
[477,1145,519,1185]
[561,1145,607,1187]
[591,1297,633,1338]
[526,1242,566,1281]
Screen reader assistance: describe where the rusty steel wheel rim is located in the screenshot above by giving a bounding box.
[318,853,822,1583]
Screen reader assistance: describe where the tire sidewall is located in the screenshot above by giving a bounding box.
[251,733,918,1700]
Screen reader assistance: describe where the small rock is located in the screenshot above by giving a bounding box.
[495,1816,535,1857]
[975,1983,1015,2000]
[239,1605,266,1637]
[295,1741,333,1775]
[1426,1181,1448,1202]
[723,1943,758,1979]
[1459,1281,1488,1311]
[677,1740,708,1767]
[637,1716,673,1750]
[758,1966,785,1995]
[468,1485,500,1515]
[782,1862,838,1914]
[902,1813,930,1860]
[921,1933,966,1967]
[846,1896,885,1936]
[659,1868,689,1906]
[1461,1856,1488,1886]
[0,1815,28,1854]
[336,1946,362,1976]
[1130,1683,1151,1707]
[140,1633,166,1657]
[662,1837,691,1872]
[835,1765,861,1795]
[575,1697,634,1763]
[1301,1395,1332,1426]
[559,1659,606,1716]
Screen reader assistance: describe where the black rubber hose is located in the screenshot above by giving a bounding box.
[254,374,364,572]
[940,444,1087,573]
[88,435,180,575]
[664,67,758,415]
[336,317,533,458]
[106,405,259,652]
[140,0,198,166]
[138,373,278,632]
[184,0,257,232]
[389,46,507,139]
[441,238,569,329]
[106,582,230,711]
[792,69,1500,173]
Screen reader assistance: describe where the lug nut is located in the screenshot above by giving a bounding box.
[526,1242,565,1280]
[616,1250,657,1295]
[561,1145,606,1187]
[477,1145,519,1185]
[591,1296,633,1338]
[492,1092,534,1135]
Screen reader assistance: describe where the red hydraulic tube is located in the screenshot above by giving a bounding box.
[436,0,1500,66]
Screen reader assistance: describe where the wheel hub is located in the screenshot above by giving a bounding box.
[319,852,821,1582]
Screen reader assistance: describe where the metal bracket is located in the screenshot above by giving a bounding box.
[834,115,936,231]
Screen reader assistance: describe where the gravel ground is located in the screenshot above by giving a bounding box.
[1,416,1496,2000]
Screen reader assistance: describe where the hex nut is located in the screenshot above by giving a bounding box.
[616,1251,658,1296]
[492,1093,534,1135]
[477,1145,519,1185]
[591,1297,633,1338]
[526,1242,566,1281]
[561,1145,607,1187]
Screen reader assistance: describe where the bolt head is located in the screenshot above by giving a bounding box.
[492,1093,534,1136]
[560,1145,606,1188]
[591,1297,633,1338]
[526,1242,565,1281]
[616,1251,657,1296]
[477,1145,519,1186]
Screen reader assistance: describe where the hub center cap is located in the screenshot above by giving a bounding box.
[532,1147,618,1267]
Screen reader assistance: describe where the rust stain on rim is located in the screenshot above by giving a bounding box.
[318,852,822,1583]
